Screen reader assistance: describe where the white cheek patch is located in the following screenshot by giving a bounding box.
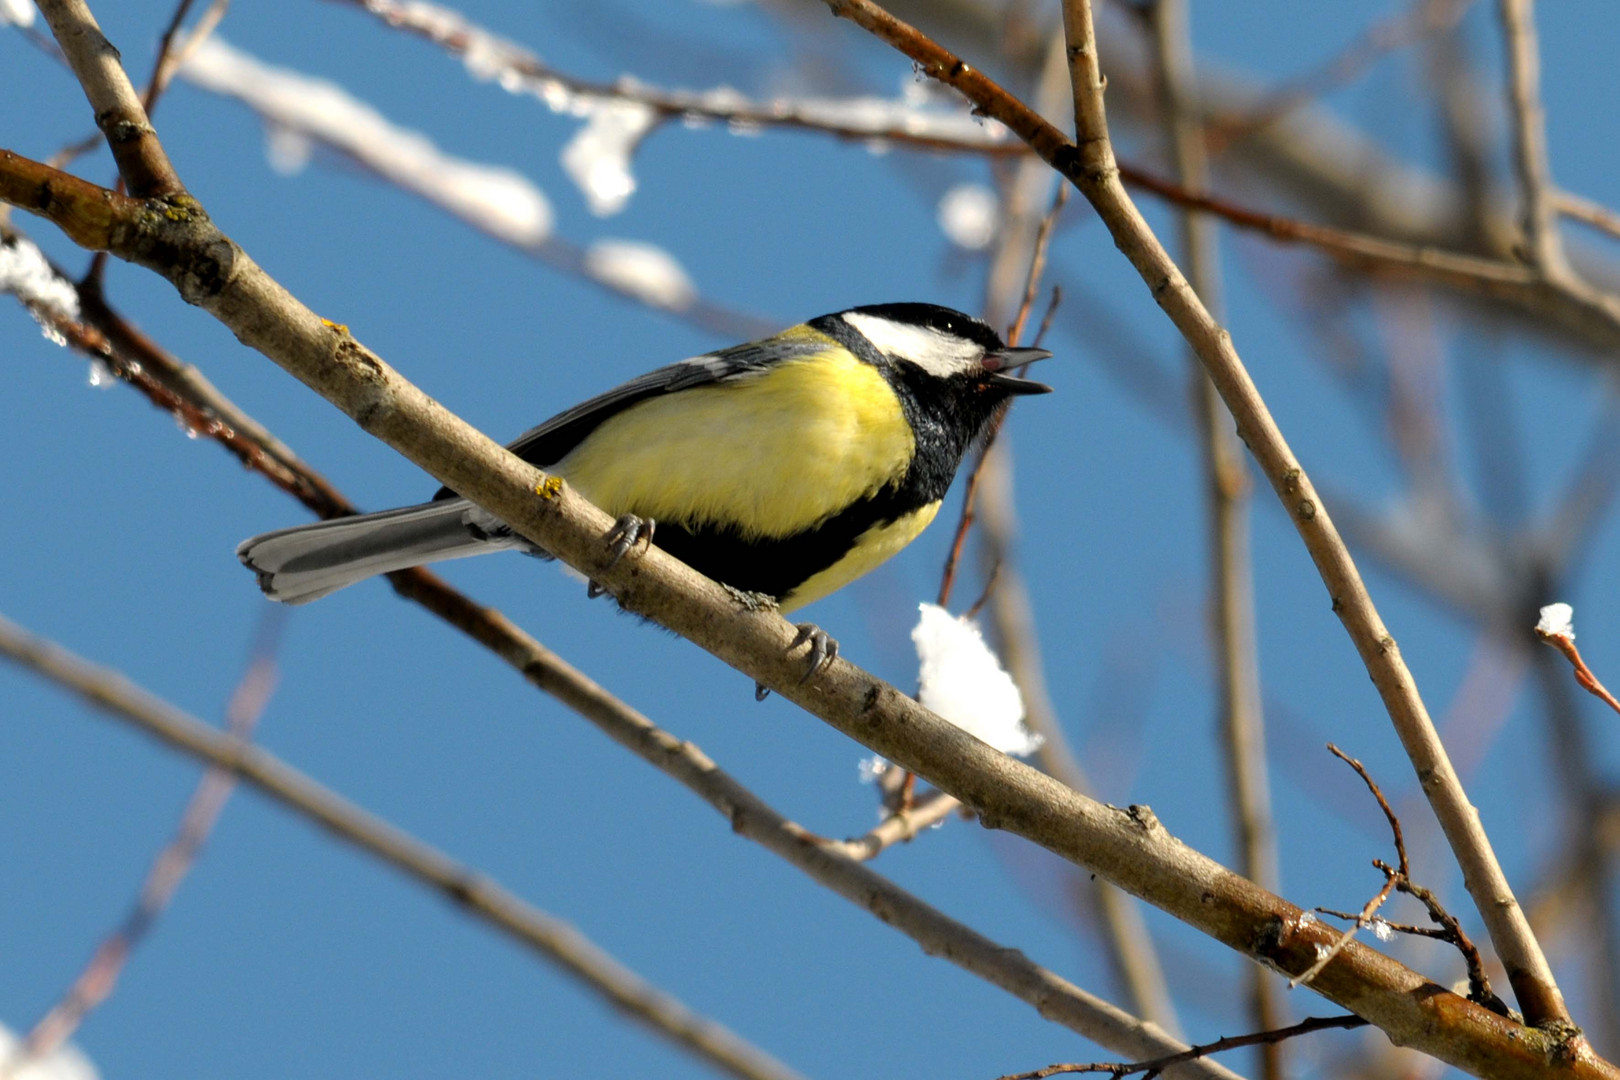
[842,311,982,377]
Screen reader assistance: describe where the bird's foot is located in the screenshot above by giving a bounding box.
[604,514,655,568]
[792,623,839,682]
[755,624,839,701]
[588,515,655,600]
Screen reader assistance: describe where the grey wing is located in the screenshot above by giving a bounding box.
[431,338,813,500]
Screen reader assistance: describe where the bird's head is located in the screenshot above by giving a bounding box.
[834,302,1054,398]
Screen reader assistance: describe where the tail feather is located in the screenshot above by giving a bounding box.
[237,499,528,604]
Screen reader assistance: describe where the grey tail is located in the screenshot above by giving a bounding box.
[236,498,530,605]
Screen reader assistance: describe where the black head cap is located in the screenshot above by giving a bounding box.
[840,303,1006,351]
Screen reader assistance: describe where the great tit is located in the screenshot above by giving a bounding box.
[237,303,1053,685]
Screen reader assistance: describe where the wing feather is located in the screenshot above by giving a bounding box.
[432,336,820,501]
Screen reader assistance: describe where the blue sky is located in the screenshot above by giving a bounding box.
[6,2,1620,1078]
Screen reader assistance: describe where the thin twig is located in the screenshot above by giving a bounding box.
[1317,909,1446,941]
[1497,0,1569,277]
[1328,744,1410,875]
[938,184,1066,610]
[144,0,229,113]
[1556,190,1620,244]
[334,0,1028,155]
[829,791,961,861]
[0,615,808,1080]
[1289,744,1406,990]
[1535,623,1620,718]
[1323,744,1508,1016]
[1149,2,1281,1072]
[4,609,285,1073]
[994,1014,1368,1080]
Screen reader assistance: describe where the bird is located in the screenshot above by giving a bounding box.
[236,302,1054,694]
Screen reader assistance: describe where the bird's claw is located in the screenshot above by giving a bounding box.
[754,623,839,701]
[604,514,655,569]
[792,623,838,683]
[586,579,609,599]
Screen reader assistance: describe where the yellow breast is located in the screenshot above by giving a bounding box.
[554,342,916,541]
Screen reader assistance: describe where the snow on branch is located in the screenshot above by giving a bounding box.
[182,36,554,246]
[912,603,1042,757]
[346,0,1018,159]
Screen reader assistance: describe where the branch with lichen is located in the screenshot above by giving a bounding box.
[5,0,1610,1070]
[0,218,1236,1077]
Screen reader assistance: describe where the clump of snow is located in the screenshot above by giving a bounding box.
[583,240,696,311]
[0,236,79,321]
[1,234,81,346]
[0,1022,100,1080]
[182,37,553,246]
[1536,602,1575,640]
[937,184,999,250]
[912,603,1041,756]
[0,0,34,27]
[1369,916,1395,942]
[857,755,889,784]
[562,99,660,216]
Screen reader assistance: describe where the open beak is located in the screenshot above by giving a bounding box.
[985,345,1054,395]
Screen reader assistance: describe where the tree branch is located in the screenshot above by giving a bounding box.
[807,0,1571,1033]
[6,0,1601,1068]
[0,614,807,1080]
[31,0,183,198]
[1148,1,1281,1072]
[1497,0,1568,277]
[2,223,1240,1078]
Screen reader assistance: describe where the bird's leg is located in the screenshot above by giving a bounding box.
[588,514,656,599]
[754,623,840,701]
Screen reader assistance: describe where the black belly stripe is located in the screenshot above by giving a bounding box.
[650,482,926,600]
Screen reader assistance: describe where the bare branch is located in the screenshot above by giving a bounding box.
[1324,744,1508,1016]
[3,610,283,1073]
[828,791,961,861]
[1556,190,1620,244]
[995,1015,1368,1080]
[1497,0,1569,277]
[0,614,808,1080]
[332,0,1027,156]
[32,0,183,197]
[1149,0,1282,1066]
[9,3,1602,1066]
[1,225,1237,1078]
[808,0,1570,1031]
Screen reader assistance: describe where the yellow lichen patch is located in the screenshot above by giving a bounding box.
[534,474,564,500]
[321,318,350,334]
